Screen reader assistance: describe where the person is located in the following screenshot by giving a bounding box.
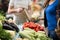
[8,0,32,31]
[30,0,43,22]
[8,0,32,40]
[44,0,60,40]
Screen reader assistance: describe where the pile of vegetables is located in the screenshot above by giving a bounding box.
[0,13,12,40]
[19,28,36,40]
[35,31,51,40]
[23,22,44,32]
[19,28,51,40]
[0,26,12,40]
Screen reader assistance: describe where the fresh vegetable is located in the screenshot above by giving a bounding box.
[23,22,44,32]
[3,20,19,32]
[19,28,51,40]
[0,13,12,40]
[0,23,12,40]
[19,28,36,40]
[0,13,5,21]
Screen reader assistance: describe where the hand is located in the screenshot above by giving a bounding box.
[30,18,36,22]
[16,8,23,13]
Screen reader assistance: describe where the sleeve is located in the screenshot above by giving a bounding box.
[9,0,14,6]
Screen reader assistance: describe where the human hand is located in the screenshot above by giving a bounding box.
[16,8,23,13]
[30,18,36,22]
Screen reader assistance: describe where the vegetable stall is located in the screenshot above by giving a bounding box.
[0,12,12,40]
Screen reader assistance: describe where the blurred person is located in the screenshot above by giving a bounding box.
[30,0,42,12]
[8,0,32,39]
[30,0,43,22]
[44,0,60,40]
[8,0,32,31]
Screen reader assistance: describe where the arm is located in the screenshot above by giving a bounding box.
[39,17,44,20]
[8,5,17,13]
[7,0,17,13]
[8,5,23,13]
[8,0,23,13]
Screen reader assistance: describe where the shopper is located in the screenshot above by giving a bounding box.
[8,0,32,39]
[30,0,43,22]
[44,0,60,40]
[8,0,32,31]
